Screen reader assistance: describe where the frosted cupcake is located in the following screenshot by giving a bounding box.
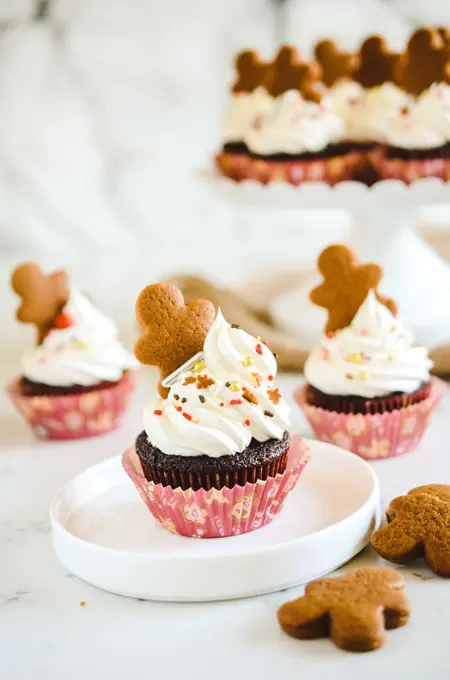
[122,282,309,538]
[8,263,137,439]
[216,46,361,186]
[295,245,445,459]
[369,28,450,182]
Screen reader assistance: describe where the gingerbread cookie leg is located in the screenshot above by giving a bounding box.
[330,605,385,652]
[424,538,450,577]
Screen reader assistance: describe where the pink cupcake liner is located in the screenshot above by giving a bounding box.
[368,147,450,183]
[215,151,363,186]
[122,434,310,538]
[7,372,136,441]
[295,377,447,461]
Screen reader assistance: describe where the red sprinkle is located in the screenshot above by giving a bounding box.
[230,399,243,406]
[268,375,274,381]
[176,406,182,412]
[54,312,75,329]
[255,343,263,355]
[244,419,251,426]
[182,413,192,421]
[153,409,163,416]
[262,339,268,345]
[220,402,224,407]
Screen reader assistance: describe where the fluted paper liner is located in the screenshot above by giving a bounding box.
[6,372,135,440]
[295,377,447,460]
[369,147,450,183]
[122,434,310,538]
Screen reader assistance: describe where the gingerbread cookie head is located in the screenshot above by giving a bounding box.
[372,492,450,577]
[265,45,321,101]
[11,262,69,344]
[396,28,450,95]
[314,40,358,87]
[310,244,397,333]
[354,35,400,88]
[278,566,410,652]
[135,282,215,397]
[232,50,270,94]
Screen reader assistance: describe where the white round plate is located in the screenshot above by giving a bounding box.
[51,440,380,602]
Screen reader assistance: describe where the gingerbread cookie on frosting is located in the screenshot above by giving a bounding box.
[354,36,401,88]
[278,566,411,652]
[314,40,358,87]
[396,28,450,96]
[232,50,271,94]
[265,45,321,101]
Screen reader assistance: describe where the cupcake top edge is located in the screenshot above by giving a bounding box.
[11,262,137,387]
[134,282,290,457]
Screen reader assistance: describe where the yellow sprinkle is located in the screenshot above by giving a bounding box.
[229,381,241,392]
[387,354,394,361]
[75,340,89,350]
[256,336,262,342]
[243,357,253,367]
[193,360,205,373]
[390,326,397,333]
[359,371,369,380]
[347,353,363,364]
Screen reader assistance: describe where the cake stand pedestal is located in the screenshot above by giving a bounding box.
[210,174,450,349]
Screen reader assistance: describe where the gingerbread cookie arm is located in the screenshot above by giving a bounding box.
[277,596,329,640]
[371,518,423,564]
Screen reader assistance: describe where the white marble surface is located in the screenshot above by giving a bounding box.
[1,308,450,677]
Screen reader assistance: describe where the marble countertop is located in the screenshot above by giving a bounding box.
[1,359,450,678]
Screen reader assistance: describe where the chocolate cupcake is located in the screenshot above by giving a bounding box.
[8,263,137,439]
[122,282,310,538]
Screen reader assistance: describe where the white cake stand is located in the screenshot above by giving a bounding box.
[210,173,450,349]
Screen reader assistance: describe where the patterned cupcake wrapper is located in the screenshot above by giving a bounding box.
[122,434,310,538]
[295,377,447,460]
[215,151,363,186]
[7,372,136,440]
[368,147,450,183]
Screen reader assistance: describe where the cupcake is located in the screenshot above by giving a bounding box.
[122,282,309,538]
[295,245,445,460]
[368,29,450,182]
[216,46,361,186]
[8,263,137,440]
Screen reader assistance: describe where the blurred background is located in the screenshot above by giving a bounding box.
[1,0,450,355]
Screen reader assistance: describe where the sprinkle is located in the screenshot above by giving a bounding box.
[345,373,354,380]
[153,409,163,416]
[176,406,182,412]
[321,348,329,361]
[75,340,89,350]
[243,391,258,405]
[387,354,394,362]
[273,352,278,358]
[38,357,47,365]
[267,388,281,405]
[181,397,187,403]
[359,371,369,380]
[243,357,253,367]
[80,601,86,607]
[347,352,364,364]
[360,329,369,336]
[220,402,224,407]
[197,374,215,389]
[268,374,274,381]
[390,326,397,333]
[255,343,263,355]
[244,419,251,427]
[256,336,262,341]
[264,410,274,418]
[54,312,75,329]
[193,360,205,373]
[182,413,192,421]
[231,324,241,329]
[225,381,231,388]
[229,381,241,392]
[327,331,336,339]
[252,373,263,387]
[400,105,409,116]
[198,395,206,403]
[230,399,243,406]
[174,394,180,400]
[262,340,268,345]
[183,376,196,386]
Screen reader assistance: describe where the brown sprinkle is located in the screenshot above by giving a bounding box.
[225,381,231,388]
[196,374,215,389]
[198,395,206,403]
[267,388,282,405]
[183,376,197,386]
[231,324,241,329]
[243,391,259,405]
[252,373,263,387]
[181,397,187,403]
[264,410,274,417]
[174,394,180,400]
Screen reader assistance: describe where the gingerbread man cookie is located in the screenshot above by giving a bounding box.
[314,40,358,87]
[396,28,450,95]
[265,45,321,101]
[135,282,215,397]
[11,262,69,344]
[278,566,411,652]
[354,36,400,88]
[372,491,450,576]
[310,244,397,334]
[232,50,270,94]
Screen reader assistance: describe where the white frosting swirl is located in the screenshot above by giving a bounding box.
[381,83,450,149]
[22,290,137,386]
[244,90,344,154]
[330,79,366,139]
[222,88,274,143]
[143,309,290,457]
[343,83,412,143]
[304,291,432,398]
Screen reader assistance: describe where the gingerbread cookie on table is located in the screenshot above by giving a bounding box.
[372,487,450,576]
[278,566,411,652]
[8,262,136,440]
[299,244,436,459]
[123,281,310,539]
